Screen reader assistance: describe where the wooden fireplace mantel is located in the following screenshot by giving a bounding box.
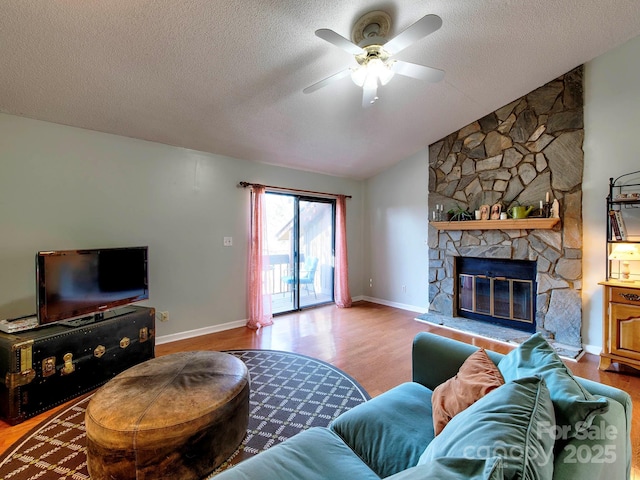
[430,218,560,231]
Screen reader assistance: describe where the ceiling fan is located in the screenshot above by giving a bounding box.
[303,11,445,107]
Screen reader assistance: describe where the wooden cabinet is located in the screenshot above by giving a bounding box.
[599,281,640,371]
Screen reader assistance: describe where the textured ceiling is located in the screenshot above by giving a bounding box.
[2,1,640,179]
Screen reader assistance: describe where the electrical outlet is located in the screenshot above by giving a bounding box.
[223,237,233,247]
[369,278,373,288]
[402,285,407,293]
[159,311,169,322]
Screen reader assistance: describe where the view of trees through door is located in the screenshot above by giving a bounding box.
[263,193,335,314]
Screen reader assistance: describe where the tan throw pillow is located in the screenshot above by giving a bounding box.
[431,348,505,436]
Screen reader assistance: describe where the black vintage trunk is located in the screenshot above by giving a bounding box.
[0,306,155,425]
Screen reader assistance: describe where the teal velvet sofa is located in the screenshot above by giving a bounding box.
[214,332,632,479]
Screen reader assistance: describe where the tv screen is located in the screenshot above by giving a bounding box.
[36,246,149,325]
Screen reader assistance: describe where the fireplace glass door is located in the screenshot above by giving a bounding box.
[459,275,534,324]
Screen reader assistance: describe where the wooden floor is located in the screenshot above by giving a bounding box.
[1,301,638,477]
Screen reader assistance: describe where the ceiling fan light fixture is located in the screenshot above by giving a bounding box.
[305,12,444,107]
[370,58,395,85]
[350,57,395,88]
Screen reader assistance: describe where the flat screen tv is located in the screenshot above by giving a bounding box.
[36,246,149,325]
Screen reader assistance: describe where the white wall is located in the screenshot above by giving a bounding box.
[582,34,640,351]
[0,114,365,337]
[363,150,430,312]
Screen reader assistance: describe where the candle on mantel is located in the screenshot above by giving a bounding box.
[546,192,550,203]
[540,200,543,210]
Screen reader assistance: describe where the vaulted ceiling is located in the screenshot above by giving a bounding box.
[2,1,640,179]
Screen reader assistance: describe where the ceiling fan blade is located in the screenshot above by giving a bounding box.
[303,68,352,94]
[315,29,363,55]
[391,60,445,83]
[383,14,442,55]
[362,84,378,108]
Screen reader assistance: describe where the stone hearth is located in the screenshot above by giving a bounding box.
[415,311,583,359]
[427,66,584,348]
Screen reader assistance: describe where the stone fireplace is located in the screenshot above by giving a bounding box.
[427,66,584,348]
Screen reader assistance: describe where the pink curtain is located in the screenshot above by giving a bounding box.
[247,185,273,329]
[334,195,352,308]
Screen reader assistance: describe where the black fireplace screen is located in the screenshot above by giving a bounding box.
[456,257,536,333]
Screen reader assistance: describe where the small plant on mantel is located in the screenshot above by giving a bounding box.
[447,204,473,221]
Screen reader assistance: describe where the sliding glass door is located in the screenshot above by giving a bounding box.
[264,193,335,314]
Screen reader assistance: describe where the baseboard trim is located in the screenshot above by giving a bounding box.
[582,343,601,355]
[156,319,247,345]
[360,296,427,314]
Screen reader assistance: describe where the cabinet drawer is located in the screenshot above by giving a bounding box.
[610,286,640,306]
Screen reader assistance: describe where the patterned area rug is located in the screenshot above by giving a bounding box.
[0,350,370,479]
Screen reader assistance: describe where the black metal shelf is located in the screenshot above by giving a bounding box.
[606,171,640,280]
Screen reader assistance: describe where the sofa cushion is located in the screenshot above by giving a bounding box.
[553,398,629,480]
[497,333,609,437]
[212,427,379,480]
[418,376,555,480]
[431,348,504,435]
[387,457,503,480]
[330,381,434,478]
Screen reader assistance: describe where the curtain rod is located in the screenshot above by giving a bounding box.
[238,181,352,199]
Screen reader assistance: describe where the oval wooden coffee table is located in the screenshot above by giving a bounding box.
[85,351,250,480]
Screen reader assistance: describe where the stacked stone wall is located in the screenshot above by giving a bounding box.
[428,66,583,347]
